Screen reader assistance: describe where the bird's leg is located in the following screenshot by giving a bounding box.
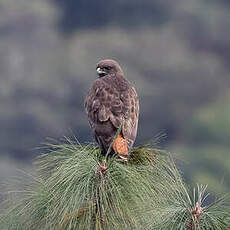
[96,159,107,175]
[112,134,129,162]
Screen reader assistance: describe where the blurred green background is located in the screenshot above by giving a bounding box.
[0,0,229,203]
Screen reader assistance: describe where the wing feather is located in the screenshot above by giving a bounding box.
[85,77,139,151]
[121,86,139,149]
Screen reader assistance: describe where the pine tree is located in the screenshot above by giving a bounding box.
[0,138,230,229]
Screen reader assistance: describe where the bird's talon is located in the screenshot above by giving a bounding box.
[116,155,129,162]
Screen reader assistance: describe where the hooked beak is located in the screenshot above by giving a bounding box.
[96,67,106,75]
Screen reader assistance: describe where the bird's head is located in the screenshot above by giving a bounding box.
[96,59,123,78]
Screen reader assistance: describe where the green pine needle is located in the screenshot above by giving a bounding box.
[0,140,229,230]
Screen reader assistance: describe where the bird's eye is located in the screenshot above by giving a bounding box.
[105,66,111,70]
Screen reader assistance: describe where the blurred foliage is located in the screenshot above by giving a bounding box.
[171,91,230,194]
[185,92,230,145]
[0,0,230,196]
[54,0,171,33]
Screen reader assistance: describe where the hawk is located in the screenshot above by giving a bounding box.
[85,59,139,161]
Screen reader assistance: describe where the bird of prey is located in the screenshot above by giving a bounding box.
[85,59,139,161]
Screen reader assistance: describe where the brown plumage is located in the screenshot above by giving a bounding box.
[85,59,139,160]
